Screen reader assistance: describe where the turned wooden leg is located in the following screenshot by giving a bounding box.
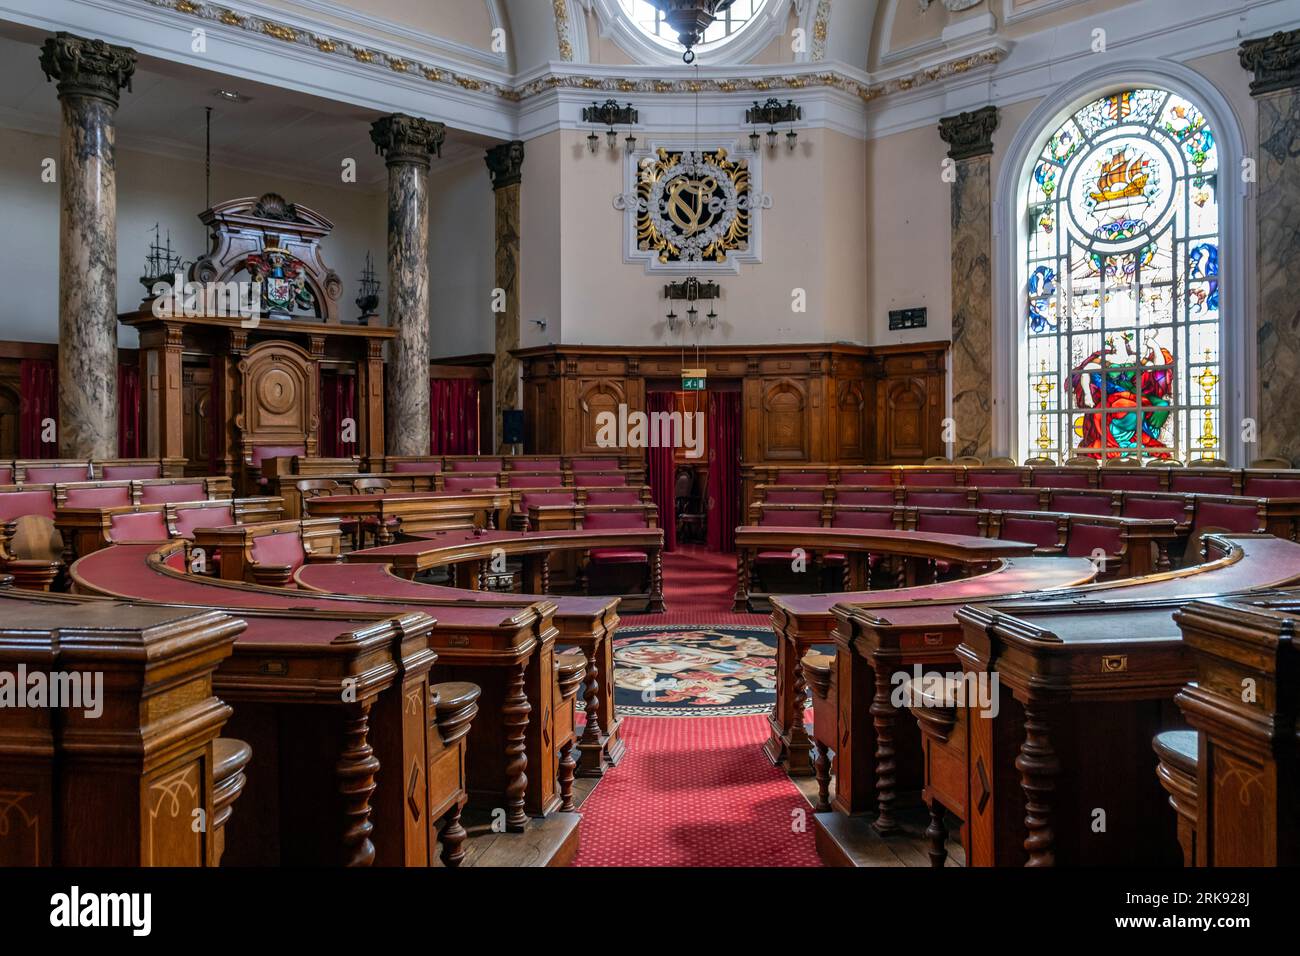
[812,740,832,813]
[1156,541,1171,572]
[440,804,468,867]
[926,798,949,868]
[870,662,901,835]
[1016,699,1060,866]
[335,701,381,867]
[577,645,606,776]
[647,547,665,612]
[733,548,751,611]
[578,559,589,595]
[478,559,489,592]
[502,661,531,832]
[558,741,577,812]
[839,559,851,592]
[377,521,394,545]
[540,556,550,594]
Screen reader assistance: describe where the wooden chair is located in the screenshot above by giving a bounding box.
[298,479,360,549]
[1189,457,1229,467]
[924,456,951,465]
[985,456,1016,466]
[953,456,983,466]
[0,515,64,591]
[1063,455,1098,467]
[352,478,395,548]
[674,467,706,544]
[1103,456,1141,467]
[1251,457,1293,469]
[1146,457,1184,466]
[803,651,836,813]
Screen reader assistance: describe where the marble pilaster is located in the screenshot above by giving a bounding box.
[370,114,445,456]
[1241,30,1300,465]
[939,106,998,459]
[39,33,136,458]
[485,141,524,453]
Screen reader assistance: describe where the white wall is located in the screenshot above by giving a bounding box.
[429,154,496,358]
[523,126,872,348]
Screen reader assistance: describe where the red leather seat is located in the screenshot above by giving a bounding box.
[251,530,307,574]
[1244,477,1300,496]
[979,491,1040,510]
[1099,472,1161,491]
[448,459,502,472]
[776,471,828,485]
[25,465,88,483]
[916,513,980,536]
[766,490,823,504]
[392,459,440,473]
[1049,492,1112,515]
[836,489,895,506]
[1032,470,1092,488]
[966,472,1023,488]
[571,458,620,471]
[101,465,161,480]
[0,490,55,522]
[575,472,626,487]
[588,547,648,564]
[1000,516,1059,548]
[837,472,886,486]
[1171,474,1234,494]
[758,509,821,528]
[506,472,564,488]
[908,490,968,507]
[1066,522,1123,559]
[140,482,207,504]
[66,486,132,508]
[902,471,958,486]
[585,490,639,505]
[108,510,169,542]
[173,505,236,539]
[1123,497,1186,521]
[831,510,894,529]
[443,476,497,491]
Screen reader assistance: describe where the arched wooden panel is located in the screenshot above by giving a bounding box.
[236,341,319,460]
[577,379,627,453]
[835,380,868,460]
[879,377,927,461]
[761,379,808,461]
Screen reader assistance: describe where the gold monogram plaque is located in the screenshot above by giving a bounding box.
[635,148,752,264]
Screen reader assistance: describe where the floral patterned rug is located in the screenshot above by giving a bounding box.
[612,625,777,717]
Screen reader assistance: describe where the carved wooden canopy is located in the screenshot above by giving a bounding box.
[190,193,344,322]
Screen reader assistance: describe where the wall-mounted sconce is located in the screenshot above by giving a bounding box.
[746,98,802,152]
[583,99,639,155]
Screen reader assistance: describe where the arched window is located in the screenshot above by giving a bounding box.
[620,0,767,53]
[1022,88,1220,463]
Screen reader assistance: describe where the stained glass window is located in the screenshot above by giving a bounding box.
[1023,88,1221,462]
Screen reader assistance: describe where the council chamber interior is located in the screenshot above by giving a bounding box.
[0,0,1297,881]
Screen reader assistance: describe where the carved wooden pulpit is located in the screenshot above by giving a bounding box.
[120,193,391,480]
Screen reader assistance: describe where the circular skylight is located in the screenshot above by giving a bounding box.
[619,0,771,56]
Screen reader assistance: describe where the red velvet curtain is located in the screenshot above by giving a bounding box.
[19,359,58,459]
[117,364,142,457]
[646,391,678,553]
[706,390,742,552]
[319,371,358,459]
[430,379,479,455]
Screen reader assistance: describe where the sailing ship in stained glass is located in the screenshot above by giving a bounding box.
[1023,87,1221,461]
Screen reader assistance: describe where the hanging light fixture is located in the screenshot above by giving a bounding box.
[648,0,737,64]
[583,99,639,155]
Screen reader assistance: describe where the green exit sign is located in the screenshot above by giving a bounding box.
[682,368,707,391]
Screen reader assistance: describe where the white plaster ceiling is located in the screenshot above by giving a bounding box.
[0,22,498,189]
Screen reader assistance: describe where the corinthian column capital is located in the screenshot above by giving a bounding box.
[370,114,446,168]
[39,32,136,107]
[938,105,999,161]
[1240,29,1300,97]
[485,141,526,190]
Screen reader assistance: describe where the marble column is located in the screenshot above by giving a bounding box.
[485,141,524,453]
[370,114,445,456]
[939,106,999,460]
[39,33,136,459]
[1241,30,1300,466]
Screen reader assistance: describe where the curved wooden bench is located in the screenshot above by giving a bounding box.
[212,737,252,867]
[430,680,481,867]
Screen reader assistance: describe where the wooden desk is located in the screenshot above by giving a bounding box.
[768,557,1098,778]
[295,560,625,775]
[0,591,243,866]
[351,527,666,613]
[735,525,1037,612]
[304,489,511,538]
[1171,593,1300,865]
[69,542,575,829]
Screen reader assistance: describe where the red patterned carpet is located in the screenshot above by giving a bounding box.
[572,544,823,867]
[572,714,822,867]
